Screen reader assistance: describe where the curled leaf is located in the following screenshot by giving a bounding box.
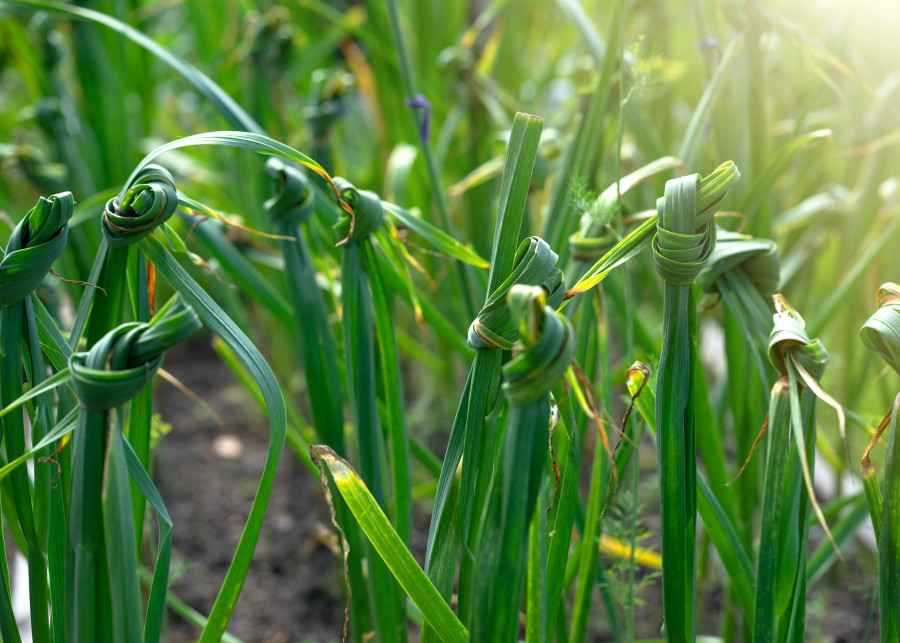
[501,285,576,407]
[860,282,900,375]
[103,165,177,248]
[469,237,563,350]
[0,191,73,308]
[767,294,841,554]
[332,177,384,246]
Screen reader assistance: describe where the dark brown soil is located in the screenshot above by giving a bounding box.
[154,336,344,643]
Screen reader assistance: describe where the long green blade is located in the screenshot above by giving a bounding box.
[311,446,467,643]
[140,235,286,642]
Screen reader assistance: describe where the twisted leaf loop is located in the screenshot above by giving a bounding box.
[569,229,616,263]
[333,177,384,245]
[103,165,177,248]
[764,294,844,555]
[70,299,202,410]
[694,160,741,225]
[0,192,73,308]
[860,283,900,375]
[768,295,828,380]
[569,187,618,262]
[501,285,575,407]
[263,158,315,227]
[566,161,738,299]
[468,236,564,350]
[653,174,716,286]
[305,71,353,141]
[652,162,741,286]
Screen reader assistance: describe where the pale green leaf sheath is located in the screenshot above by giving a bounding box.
[859,283,900,641]
[652,164,738,642]
[469,284,574,643]
[0,192,74,643]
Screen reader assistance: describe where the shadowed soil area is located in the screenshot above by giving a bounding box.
[154,338,345,643]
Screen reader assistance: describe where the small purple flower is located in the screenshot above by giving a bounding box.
[405,94,431,143]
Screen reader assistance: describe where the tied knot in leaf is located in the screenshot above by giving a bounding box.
[569,228,616,262]
[305,99,346,141]
[70,298,202,410]
[468,236,565,350]
[305,71,353,140]
[860,282,900,375]
[246,7,294,67]
[652,161,740,285]
[653,174,713,285]
[0,192,73,308]
[699,230,780,295]
[264,158,315,227]
[501,284,575,407]
[767,296,828,381]
[332,177,384,245]
[104,164,177,248]
[569,189,617,262]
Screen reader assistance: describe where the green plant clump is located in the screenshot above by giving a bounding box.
[1,0,898,641]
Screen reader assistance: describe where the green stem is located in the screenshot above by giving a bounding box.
[341,242,406,643]
[469,397,550,643]
[424,114,543,636]
[570,293,613,643]
[525,479,549,643]
[0,302,51,643]
[879,396,900,641]
[365,243,412,547]
[656,281,698,643]
[752,378,791,641]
